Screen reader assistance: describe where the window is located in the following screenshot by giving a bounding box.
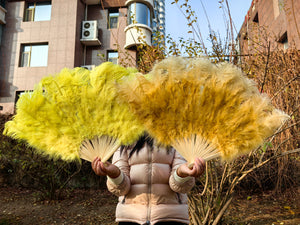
[107,51,118,64]
[108,9,119,29]
[278,32,288,50]
[15,91,25,104]
[253,12,259,23]
[15,90,35,105]
[24,1,51,22]
[128,2,151,27]
[20,43,48,67]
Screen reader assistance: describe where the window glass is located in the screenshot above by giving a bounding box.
[107,51,118,64]
[128,4,134,25]
[20,44,48,67]
[31,45,48,66]
[24,1,51,22]
[136,3,149,26]
[109,12,119,29]
[127,3,151,27]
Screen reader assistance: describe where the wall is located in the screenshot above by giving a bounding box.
[0,0,138,114]
[0,0,85,114]
[86,4,136,67]
[238,0,300,54]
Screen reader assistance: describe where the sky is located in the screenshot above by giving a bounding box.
[165,0,253,50]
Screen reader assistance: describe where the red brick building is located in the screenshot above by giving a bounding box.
[237,0,300,54]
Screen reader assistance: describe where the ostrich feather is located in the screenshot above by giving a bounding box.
[118,57,290,163]
[4,62,144,162]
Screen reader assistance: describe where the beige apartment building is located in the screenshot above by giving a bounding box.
[237,0,300,54]
[0,0,165,114]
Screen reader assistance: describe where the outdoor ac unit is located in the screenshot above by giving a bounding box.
[81,65,95,70]
[81,20,98,40]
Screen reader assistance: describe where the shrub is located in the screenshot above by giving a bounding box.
[0,114,106,200]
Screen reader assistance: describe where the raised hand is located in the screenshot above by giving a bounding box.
[177,157,206,178]
[91,157,121,178]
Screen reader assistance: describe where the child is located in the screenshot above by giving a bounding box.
[92,134,205,225]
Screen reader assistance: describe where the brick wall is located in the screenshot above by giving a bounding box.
[238,0,300,55]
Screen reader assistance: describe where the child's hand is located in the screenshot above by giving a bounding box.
[92,157,120,178]
[177,157,206,178]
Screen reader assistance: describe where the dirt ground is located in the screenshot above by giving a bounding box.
[0,187,299,225]
[223,188,300,225]
[0,188,118,225]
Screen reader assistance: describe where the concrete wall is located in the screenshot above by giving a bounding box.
[0,0,85,113]
[0,0,137,114]
[86,5,136,67]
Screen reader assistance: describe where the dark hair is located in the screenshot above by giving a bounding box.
[120,133,153,158]
[120,132,172,159]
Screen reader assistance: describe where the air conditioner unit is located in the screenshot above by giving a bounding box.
[81,20,98,40]
[81,65,95,70]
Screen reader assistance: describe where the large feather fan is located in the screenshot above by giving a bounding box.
[3,62,144,162]
[117,57,290,164]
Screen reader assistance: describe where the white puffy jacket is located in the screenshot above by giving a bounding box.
[106,143,195,225]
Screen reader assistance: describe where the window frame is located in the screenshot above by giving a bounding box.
[278,32,288,50]
[108,9,119,29]
[24,1,52,22]
[19,43,49,67]
[107,51,118,65]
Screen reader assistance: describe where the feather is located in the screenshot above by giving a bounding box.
[117,57,290,164]
[4,63,145,162]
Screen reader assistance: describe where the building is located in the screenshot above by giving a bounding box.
[0,0,165,114]
[0,0,6,47]
[153,0,165,42]
[237,0,300,55]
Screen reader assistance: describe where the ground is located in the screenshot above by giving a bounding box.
[223,188,300,225]
[0,187,299,225]
[0,188,118,225]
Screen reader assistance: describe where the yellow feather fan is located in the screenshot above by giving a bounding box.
[117,57,290,164]
[4,63,144,162]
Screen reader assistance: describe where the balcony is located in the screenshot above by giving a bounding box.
[125,0,153,49]
[124,24,152,49]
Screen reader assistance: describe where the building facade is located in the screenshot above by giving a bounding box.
[0,0,163,114]
[237,0,300,55]
[153,0,165,42]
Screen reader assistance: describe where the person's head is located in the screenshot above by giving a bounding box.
[120,132,172,158]
[120,132,153,158]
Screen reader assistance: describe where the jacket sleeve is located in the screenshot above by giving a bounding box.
[106,148,131,196]
[169,149,195,193]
